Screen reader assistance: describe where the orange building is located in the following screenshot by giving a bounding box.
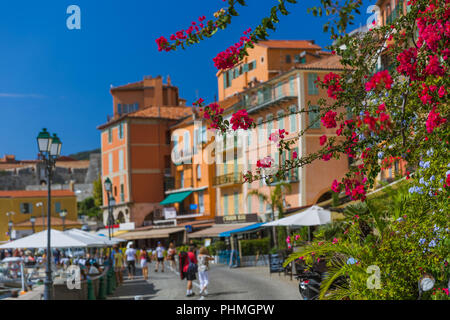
[214,41,350,223]
[217,40,325,101]
[159,110,216,229]
[97,76,191,228]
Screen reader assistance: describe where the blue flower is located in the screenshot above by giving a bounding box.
[378,151,384,159]
[419,238,426,245]
[426,148,434,157]
[429,240,437,247]
[429,175,435,182]
[419,161,430,169]
[346,257,357,265]
[433,225,440,232]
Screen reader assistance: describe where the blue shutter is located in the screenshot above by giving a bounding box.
[118,104,122,115]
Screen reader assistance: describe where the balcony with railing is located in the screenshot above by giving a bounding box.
[172,148,193,165]
[385,1,404,26]
[243,83,297,114]
[213,172,243,186]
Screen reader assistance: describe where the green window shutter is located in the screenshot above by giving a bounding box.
[289,76,295,95]
[234,192,239,214]
[55,202,61,213]
[309,106,321,129]
[290,106,297,132]
[277,111,284,131]
[247,195,252,213]
[243,63,249,72]
[276,83,283,98]
[224,194,229,216]
[259,197,263,213]
[308,73,318,95]
[223,73,227,89]
[257,90,263,104]
[267,114,273,139]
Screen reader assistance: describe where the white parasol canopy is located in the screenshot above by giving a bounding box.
[0,229,90,249]
[63,229,109,247]
[66,229,123,246]
[264,205,332,227]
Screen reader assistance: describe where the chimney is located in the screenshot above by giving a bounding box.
[69,180,75,192]
[167,75,171,86]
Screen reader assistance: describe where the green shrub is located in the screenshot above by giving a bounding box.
[209,240,227,256]
[240,238,270,256]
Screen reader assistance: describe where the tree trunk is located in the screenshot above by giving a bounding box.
[272,207,278,248]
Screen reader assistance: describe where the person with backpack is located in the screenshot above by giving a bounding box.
[197,247,215,296]
[139,247,149,280]
[182,245,198,297]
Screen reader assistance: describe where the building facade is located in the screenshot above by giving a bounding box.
[214,42,350,223]
[97,75,192,228]
[0,190,79,241]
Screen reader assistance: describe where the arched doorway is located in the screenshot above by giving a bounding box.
[315,190,333,204]
[117,211,125,224]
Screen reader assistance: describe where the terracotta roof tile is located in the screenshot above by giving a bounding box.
[258,40,322,50]
[0,190,76,198]
[295,55,345,71]
[128,106,193,120]
[14,217,81,227]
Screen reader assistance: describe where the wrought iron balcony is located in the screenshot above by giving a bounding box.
[213,172,243,186]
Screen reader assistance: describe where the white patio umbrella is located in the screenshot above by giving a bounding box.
[67,229,124,246]
[0,229,90,249]
[264,205,332,241]
[93,230,126,245]
[63,229,108,247]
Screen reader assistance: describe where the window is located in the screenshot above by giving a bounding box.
[108,153,113,174]
[289,76,295,96]
[20,203,33,214]
[183,131,190,154]
[224,194,229,216]
[247,195,252,213]
[114,186,117,197]
[198,191,205,213]
[180,171,184,189]
[234,192,239,215]
[118,104,122,116]
[290,105,297,132]
[119,123,124,139]
[309,106,321,129]
[308,73,319,95]
[197,164,201,180]
[277,110,285,131]
[119,149,124,171]
[276,82,283,98]
[257,117,264,144]
[267,114,273,139]
[120,184,124,202]
[108,128,112,143]
[193,129,198,154]
[257,89,264,104]
[55,202,61,213]
[286,55,291,63]
[294,54,306,64]
[201,126,207,143]
[243,63,249,73]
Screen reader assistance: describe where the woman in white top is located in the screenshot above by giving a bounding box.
[197,247,215,296]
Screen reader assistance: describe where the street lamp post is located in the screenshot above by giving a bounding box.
[6,212,15,241]
[37,128,62,301]
[59,209,67,231]
[103,178,114,241]
[30,216,36,234]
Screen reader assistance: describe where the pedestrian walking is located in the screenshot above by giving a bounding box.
[197,247,214,296]
[113,245,125,285]
[139,248,149,280]
[154,242,165,272]
[182,245,198,297]
[167,242,177,271]
[125,243,137,280]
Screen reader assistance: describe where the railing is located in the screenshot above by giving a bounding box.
[385,1,404,25]
[213,172,243,186]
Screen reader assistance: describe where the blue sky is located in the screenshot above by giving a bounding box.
[0,0,374,159]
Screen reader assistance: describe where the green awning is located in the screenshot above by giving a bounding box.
[160,191,193,205]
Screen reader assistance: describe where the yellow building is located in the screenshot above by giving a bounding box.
[0,190,79,241]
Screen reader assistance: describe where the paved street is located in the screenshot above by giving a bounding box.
[108,261,300,300]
